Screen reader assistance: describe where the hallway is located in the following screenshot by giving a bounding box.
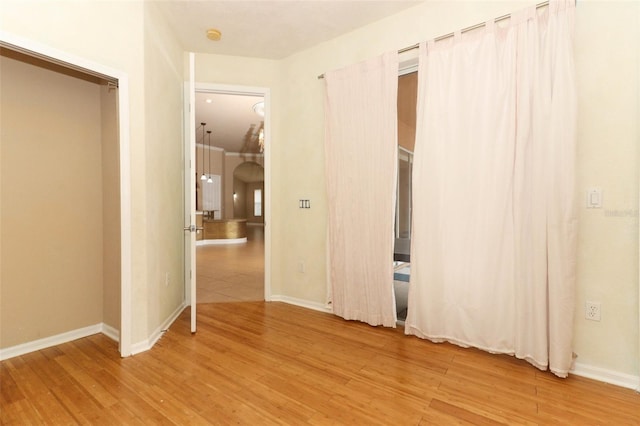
[196,225,264,303]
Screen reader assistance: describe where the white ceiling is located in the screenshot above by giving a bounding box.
[157,1,422,59]
[171,1,422,153]
[195,92,264,153]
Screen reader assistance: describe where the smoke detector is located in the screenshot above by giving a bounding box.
[206,29,222,41]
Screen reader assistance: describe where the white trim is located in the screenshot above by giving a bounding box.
[0,30,133,359]
[194,82,272,303]
[270,295,333,314]
[0,324,102,361]
[118,72,132,358]
[196,142,224,152]
[196,237,247,246]
[225,152,264,158]
[101,323,120,342]
[571,362,640,391]
[130,302,186,356]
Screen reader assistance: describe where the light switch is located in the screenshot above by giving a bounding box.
[586,188,602,209]
[299,199,311,209]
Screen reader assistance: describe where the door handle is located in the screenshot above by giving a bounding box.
[184,225,205,232]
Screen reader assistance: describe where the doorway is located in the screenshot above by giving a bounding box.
[191,86,270,305]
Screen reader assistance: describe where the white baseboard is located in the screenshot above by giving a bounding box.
[130,302,186,356]
[101,323,120,342]
[269,295,332,314]
[0,323,103,361]
[196,238,247,246]
[571,362,640,391]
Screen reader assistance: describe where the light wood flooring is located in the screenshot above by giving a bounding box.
[196,225,264,304]
[2,301,639,425]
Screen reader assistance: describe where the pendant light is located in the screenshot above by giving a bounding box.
[206,130,213,183]
[200,122,207,181]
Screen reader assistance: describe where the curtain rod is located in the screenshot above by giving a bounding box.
[317,0,550,80]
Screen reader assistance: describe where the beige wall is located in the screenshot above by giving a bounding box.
[233,177,246,219]
[573,0,639,376]
[398,72,417,152]
[101,83,121,330]
[143,2,186,338]
[0,54,105,347]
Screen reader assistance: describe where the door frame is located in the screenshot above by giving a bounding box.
[0,30,133,357]
[184,81,272,309]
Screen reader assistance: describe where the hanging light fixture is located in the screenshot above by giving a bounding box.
[200,122,207,181]
[258,127,265,153]
[207,130,213,183]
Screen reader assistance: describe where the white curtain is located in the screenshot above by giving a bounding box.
[406,0,577,376]
[324,52,399,327]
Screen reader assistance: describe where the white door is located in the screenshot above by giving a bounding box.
[184,52,197,333]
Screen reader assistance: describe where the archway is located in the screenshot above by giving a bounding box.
[232,161,265,222]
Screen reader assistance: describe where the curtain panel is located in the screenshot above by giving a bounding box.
[324,52,399,327]
[406,0,577,376]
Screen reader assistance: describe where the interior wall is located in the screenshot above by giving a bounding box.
[398,72,417,152]
[233,177,247,218]
[143,2,185,335]
[101,82,121,331]
[0,53,104,348]
[573,0,639,376]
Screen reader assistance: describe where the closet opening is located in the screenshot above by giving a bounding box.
[0,44,125,358]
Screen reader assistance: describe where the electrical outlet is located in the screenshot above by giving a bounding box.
[585,301,601,321]
[165,272,170,287]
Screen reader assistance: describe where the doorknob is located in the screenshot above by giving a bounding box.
[183,225,196,232]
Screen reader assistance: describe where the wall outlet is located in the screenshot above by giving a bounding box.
[165,272,170,287]
[585,301,601,321]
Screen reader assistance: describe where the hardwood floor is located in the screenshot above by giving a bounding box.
[2,302,639,425]
[196,225,264,303]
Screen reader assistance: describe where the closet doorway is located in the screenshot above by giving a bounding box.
[0,39,131,357]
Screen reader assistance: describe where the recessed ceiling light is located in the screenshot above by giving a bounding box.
[206,29,222,41]
[205,99,212,103]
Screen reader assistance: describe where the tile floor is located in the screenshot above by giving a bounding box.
[196,225,264,303]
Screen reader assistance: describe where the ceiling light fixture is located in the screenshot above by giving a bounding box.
[205,99,212,104]
[253,101,265,117]
[258,128,265,153]
[200,123,207,181]
[206,29,222,41]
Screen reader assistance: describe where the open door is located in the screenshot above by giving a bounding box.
[183,52,197,333]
